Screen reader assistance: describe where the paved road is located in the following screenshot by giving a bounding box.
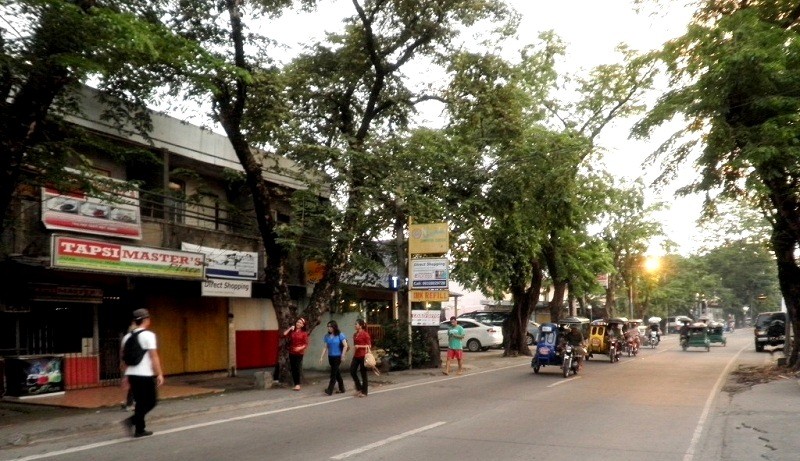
[0,330,794,461]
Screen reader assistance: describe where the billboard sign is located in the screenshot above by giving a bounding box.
[41,175,142,240]
[181,243,258,280]
[52,235,205,279]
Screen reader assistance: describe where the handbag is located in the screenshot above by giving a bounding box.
[364,347,380,375]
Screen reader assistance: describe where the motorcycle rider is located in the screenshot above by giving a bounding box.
[563,324,586,370]
[648,322,661,344]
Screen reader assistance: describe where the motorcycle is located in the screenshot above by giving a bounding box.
[648,330,660,348]
[625,334,639,356]
[560,343,581,378]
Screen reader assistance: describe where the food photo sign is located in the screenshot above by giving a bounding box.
[41,174,142,240]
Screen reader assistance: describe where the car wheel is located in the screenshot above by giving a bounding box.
[755,342,764,352]
[533,364,540,374]
[467,339,481,352]
[526,334,534,346]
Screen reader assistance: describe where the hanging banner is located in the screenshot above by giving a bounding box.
[52,235,205,279]
[409,223,448,254]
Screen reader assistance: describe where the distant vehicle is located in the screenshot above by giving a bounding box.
[667,315,693,334]
[457,311,538,346]
[438,318,503,352]
[753,312,786,352]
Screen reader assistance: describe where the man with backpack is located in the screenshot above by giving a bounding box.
[120,308,164,438]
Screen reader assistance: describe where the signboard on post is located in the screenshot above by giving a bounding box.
[596,273,609,289]
[410,290,450,302]
[411,310,441,326]
[409,223,448,254]
[410,258,449,289]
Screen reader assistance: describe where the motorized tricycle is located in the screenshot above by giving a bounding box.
[708,322,727,346]
[681,323,710,351]
[587,318,625,363]
[531,323,582,378]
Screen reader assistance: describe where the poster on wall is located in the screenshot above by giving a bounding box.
[181,243,259,280]
[41,172,142,240]
[3,355,64,398]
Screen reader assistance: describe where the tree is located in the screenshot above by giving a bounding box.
[0,0,213,238]
[633,0,800,367]
[167,0,513,379]
[444,33,659,356]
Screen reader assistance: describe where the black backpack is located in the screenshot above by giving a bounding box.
[122,330,147,366]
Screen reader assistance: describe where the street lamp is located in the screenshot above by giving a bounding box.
[587,305,593,322]
[742,305,749,327]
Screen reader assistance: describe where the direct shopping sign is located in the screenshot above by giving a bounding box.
[410,258,448,289]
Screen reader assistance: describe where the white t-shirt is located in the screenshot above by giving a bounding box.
[122,328,157,376]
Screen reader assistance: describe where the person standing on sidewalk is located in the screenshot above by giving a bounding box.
[443,316,465,376]
[320,320,349,395]
[350,319,372,397]
[121,308,164,438]
[282,317,309,391]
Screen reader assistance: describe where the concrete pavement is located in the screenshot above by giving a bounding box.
[1,344,798,460]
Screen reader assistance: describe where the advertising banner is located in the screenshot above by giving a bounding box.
[410,258,449,289]
[52,235,205,279]
[201,279,252,297]
[409,223,448,254]
[181,243,258,280]
[41,175,142,240]
[411,310,442,326]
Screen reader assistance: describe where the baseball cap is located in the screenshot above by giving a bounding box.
[133,308,150,320]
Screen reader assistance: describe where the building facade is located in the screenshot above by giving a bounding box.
[0,87,318,389]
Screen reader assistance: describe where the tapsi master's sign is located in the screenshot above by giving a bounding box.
[51,235,205,279]
[410,258,449,289]
[201,279,252,298]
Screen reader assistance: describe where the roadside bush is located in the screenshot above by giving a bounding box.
[376,321,431,370]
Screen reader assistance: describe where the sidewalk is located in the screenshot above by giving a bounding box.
[0,351,524,449]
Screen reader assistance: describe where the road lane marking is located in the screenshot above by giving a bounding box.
[2,362,525,461]
[330,421,446,459]
[546,376,581,387]
[682,343,747,461]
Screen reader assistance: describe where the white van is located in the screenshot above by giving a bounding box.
[666,315,693,333]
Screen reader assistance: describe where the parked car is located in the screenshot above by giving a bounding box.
[458,311,538,346]
[754,311,786,352]
[438,318,503,352]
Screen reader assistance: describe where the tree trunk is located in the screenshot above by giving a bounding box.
[549,280,567,323]
[503,262,543,357]
[769,211,800,369]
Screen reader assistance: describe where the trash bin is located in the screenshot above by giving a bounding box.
[3,355,64,397]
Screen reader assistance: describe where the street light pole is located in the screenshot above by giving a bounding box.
[629,283,634,319]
